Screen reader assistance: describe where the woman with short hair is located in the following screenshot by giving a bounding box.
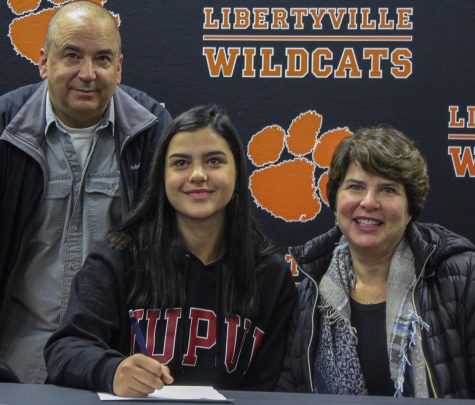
[277,126,475,398]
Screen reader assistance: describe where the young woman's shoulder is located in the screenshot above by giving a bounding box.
[79,240,132,281]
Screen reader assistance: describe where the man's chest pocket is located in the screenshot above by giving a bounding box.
[39,176,72,239]
[85,172,121,241]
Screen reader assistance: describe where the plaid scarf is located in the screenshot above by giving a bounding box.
[313,238,429,397]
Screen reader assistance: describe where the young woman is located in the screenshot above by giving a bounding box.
[45,105,297,397]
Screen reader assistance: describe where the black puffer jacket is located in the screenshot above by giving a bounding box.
[276,222,475,399]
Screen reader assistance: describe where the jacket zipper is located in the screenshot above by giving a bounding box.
[410,243,438,398]
[288,248,319,393]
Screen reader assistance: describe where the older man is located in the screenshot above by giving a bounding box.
[0,1,172,383]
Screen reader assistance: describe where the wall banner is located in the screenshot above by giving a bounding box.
[1,1,474,276]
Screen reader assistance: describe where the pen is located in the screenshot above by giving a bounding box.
[128,309,149,356]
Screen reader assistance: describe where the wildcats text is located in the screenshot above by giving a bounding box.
[202,6,414,80]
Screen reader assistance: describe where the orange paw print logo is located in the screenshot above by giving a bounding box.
[7,0,119,65]
[247,111,352,222]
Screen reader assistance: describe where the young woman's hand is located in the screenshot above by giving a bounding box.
[112,353,174,397]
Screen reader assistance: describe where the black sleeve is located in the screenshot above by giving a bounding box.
[240,255,297,391]
[274,296,301,392]
[466,258,475,397]
[275,276,318,393]
[44,243,131,393]
[0,143,43,313]
[0,360,19,382]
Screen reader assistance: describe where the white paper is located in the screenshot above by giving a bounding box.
[98,385,229,401]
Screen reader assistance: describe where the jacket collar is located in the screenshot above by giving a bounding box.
[1,81,48,149]
[406,221,475,277]
[290,226,342,282]
[1,81,158,153]
[112,86,158,153]
[291,221,475,281]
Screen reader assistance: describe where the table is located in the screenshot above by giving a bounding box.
[0,384,473,405]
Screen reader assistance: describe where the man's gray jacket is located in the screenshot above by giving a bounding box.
[0,81,172,314]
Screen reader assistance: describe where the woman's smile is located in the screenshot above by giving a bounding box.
[184,188,213,200]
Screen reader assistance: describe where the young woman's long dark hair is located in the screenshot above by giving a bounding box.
[111,104,272,317]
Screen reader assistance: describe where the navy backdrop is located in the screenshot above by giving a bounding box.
[0,1,474,263]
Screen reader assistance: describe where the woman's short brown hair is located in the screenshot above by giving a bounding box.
[326,126,429,219]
